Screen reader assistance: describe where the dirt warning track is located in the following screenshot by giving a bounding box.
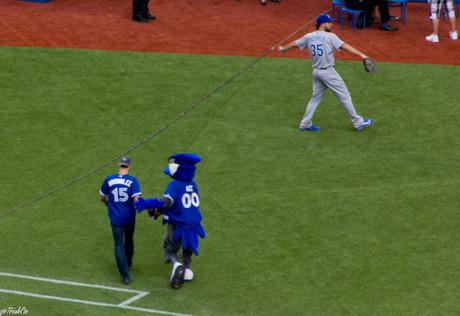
[0,0,459,64]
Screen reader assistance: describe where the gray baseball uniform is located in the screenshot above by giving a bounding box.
[295,31,364,128]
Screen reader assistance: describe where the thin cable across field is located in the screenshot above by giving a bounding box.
[0,9,331,220]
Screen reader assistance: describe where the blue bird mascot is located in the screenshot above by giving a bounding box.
[135,153,205,289]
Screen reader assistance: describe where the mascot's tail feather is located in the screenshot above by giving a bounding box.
[173,224,206,256]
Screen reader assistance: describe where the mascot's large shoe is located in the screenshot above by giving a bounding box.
[170,262,186,289]
[184,268,194,282]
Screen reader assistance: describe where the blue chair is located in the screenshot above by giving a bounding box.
[388,0,407,25]
[341,7,367,31]
[331,0,346,22]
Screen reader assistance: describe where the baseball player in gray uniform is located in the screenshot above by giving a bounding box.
[278,14,373,132]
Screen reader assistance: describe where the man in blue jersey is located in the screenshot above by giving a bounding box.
[135,153,205,289]
[100,156,142,285]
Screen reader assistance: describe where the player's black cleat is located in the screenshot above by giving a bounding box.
[170,263,186,289]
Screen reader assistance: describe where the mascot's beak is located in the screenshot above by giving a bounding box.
[168,162,180,176]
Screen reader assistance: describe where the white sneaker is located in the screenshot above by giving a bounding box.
[449,31,458,40]
[425,34,439,43]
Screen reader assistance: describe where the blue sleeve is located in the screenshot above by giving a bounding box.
[163,181,178,205]
[131,177,141,198]
[100,178,109,196]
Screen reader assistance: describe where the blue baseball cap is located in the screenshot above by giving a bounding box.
[316,14,333,26]
[118,156,132,167]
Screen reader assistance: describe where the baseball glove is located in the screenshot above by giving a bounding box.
[363,57,376,73]
[147,208,163,220]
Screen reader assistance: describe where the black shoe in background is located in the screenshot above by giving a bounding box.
[132,15,148,23]
[143,13,156,20]
[380,23,398,31]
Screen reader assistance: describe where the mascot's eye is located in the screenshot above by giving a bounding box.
[169,163,180,176]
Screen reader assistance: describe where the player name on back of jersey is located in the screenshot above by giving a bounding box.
[108,178,133,187]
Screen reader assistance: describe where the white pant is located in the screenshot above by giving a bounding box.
[300,68,364,128]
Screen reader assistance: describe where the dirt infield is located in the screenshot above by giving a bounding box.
[0,0,459,64]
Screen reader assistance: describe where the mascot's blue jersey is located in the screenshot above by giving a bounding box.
[100,174,141,225]
[163,180,202,227]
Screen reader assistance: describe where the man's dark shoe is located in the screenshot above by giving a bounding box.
[389,16,400,21]
[380,23,398,31]
[122,277,131,285]
[132,16,148,23]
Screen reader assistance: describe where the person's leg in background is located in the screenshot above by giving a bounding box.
[377,0,399,30]
[426,0,441,42]
[142,0,156,20]
[133,0,147,22]
[446,0,458,39]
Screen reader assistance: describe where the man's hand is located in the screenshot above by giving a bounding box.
[100,196,108,206]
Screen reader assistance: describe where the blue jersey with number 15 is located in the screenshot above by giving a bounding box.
[162,180,202,227]
[100,174,141,225]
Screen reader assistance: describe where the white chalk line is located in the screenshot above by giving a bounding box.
[0,272,140,293]
[0,289,190,316]
[119,291,150,307]
[0,272,192,316]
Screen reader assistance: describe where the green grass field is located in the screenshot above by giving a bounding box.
[0,46,459,316]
